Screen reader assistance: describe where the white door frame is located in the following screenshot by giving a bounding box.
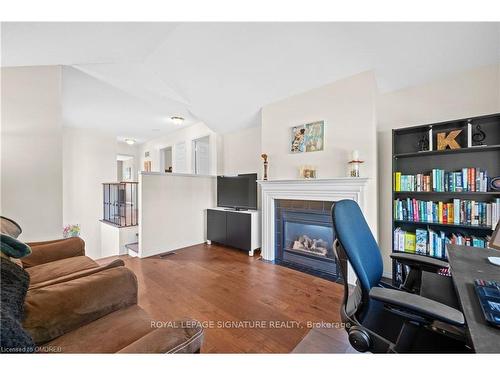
[192,136,210,175]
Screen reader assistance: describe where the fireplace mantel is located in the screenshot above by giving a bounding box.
[257,177,369,262]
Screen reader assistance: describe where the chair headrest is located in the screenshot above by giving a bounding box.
[332,200,383,292]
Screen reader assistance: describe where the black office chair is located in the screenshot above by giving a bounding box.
[331,199,469,353]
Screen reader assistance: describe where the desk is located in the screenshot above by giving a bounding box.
[447,244,500,353]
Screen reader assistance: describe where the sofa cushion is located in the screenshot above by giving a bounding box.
[118,319,204,353]
[40,305,154,353]
[26,255,98,286]
[41,305,204,354]
[24,266,138,344]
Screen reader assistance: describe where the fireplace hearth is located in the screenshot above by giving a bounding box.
[275,199,338,281]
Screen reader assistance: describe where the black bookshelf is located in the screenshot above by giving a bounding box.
[393,220,493,231]
[394,191,500,196]
[394,144,500,158]
[391,112,500,286]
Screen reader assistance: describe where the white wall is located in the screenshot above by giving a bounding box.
[261,71,379,235]
[62,127,117,258]
[1,66,63,241]
[100,222,137,258]
[377,63,500,274]
[138,172,216,257]
[223,125,262,177]
[139,122,221,175]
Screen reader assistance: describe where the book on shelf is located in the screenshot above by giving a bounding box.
[393,167,490,192]
[404,232,416,253]
[394,197,500,228]
[394,227,489,258]
[415,228,427,254]
[395,262,405,285]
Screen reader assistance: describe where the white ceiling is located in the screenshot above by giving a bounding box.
[2,22,500,142]
[61,66,190,142]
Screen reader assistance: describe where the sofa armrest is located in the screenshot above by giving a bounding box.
[118,320,204,353]
[390,252,448,271]
[370,287,464,326]
[23,266,138,344]
[29,258,125,290]
[23,237,85,268]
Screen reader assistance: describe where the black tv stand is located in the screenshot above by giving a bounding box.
[224,207,248,212]
[206,207,260,256]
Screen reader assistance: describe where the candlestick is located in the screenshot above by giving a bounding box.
[351,150,359,161]
[261,154,269,180]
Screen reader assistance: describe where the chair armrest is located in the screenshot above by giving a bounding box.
[24,266,138,344]
[369,287,464,326]
[23,237,85,268]
[390,253,448,271]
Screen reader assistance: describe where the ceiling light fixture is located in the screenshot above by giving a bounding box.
[170,116,185,125]
[125,139,136,145]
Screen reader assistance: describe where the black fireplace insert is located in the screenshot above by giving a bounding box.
[275,199,339,281]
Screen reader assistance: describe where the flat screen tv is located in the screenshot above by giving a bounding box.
[217,173,257,210]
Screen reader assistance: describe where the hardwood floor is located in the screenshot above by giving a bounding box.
[102,243,351,353]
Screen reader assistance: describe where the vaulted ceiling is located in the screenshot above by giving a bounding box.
[2,22,500,142]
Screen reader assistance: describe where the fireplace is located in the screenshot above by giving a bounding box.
[275,199,339,280]
[258,178,369,286]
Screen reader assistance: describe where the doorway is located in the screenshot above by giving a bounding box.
[117,154,135,181]
[160,146,173,173]
[192,136,210,175]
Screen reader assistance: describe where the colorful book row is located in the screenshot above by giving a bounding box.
[393,227,489,259]
[394,198,500,228]
[394,168,490,192]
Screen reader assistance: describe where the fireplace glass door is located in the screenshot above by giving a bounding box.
[275,200,338,280]
[284,221,334,259]
[284,221,333,258]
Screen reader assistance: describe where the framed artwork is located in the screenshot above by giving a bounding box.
[290,125,306,153]
[299,165,317,179]
[290,121,324,153]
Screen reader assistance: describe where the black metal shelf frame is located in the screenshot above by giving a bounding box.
[391,112,500,286]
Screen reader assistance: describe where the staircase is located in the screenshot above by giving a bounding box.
[125,242,139,257]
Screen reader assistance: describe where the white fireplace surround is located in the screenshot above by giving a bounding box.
[257,177,369,265]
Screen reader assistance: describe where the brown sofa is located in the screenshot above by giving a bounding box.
[24,264,204,353]
[0,223,203,353]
